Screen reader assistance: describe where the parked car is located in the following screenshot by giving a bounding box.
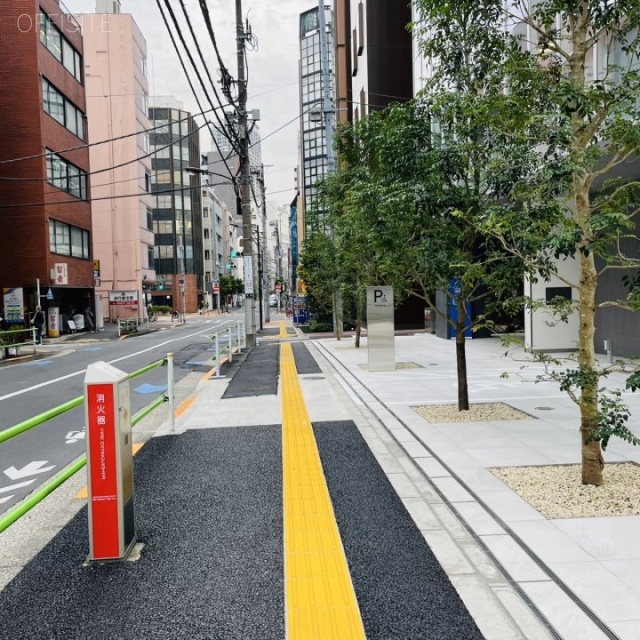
[269,294,278,307]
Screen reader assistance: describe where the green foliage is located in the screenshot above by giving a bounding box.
[299,319,334,334]
[590,391,640,451]
[412,0,640,459]
[150,305,172,315]
[219,275,244,297]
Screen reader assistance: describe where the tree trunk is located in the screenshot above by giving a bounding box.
[355,294,362,348]
[564,0,603,485]
[456,317,469,411]
[581,417,604,485]
[332,290,343,340]
[576,184,603,485]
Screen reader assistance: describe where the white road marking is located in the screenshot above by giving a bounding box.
[0,326,217,402]
[4,461,56,480]
[0,479,36,494]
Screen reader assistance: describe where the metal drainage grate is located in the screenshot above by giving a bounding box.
[534,406,554,411]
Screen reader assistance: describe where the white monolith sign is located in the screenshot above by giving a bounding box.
[367,286,395,372]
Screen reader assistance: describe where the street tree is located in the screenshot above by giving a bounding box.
[414,0,640,484]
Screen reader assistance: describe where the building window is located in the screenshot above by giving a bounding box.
[204,229,210,239]
[39,12,83,83]
[49,219,89,258]
[42,78,85,139]
[146,207,153,230]
[46,151,87,199]
[145,172,151,192]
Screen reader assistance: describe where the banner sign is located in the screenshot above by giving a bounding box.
[243,256,254,296]
[2,288,24,324]
[108,291,139,307]
[54,263,68,285]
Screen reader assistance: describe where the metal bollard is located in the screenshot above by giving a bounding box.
[237,322,242,353]
[214,333,221,377]
[167,352,175,432]
[228,327,233,363]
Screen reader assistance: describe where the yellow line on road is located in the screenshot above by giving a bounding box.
[175,395,196,418]
[280,342,366,639]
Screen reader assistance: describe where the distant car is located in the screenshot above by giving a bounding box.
[269,294,278,307]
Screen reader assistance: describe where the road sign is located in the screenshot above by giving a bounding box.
[214,285,220,293]
[275,283,281,292]
[46,288,54,300]
[179,278,185,286]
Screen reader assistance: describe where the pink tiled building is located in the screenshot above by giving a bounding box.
[77,5,155,322]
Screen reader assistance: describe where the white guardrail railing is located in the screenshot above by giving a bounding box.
[211,321,245,377]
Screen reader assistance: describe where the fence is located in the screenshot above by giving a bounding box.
[117,318,142,336]
[0,355,174,534]
[210,321,245,377]
[0,327,37,358]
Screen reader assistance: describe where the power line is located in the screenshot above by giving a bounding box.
[0,106,219,168]
[0,121,215,184]
[154,0,238,192]
[176,0,239,148]
[0,183,231,213]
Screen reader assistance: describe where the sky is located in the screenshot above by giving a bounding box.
[63,0,305,206]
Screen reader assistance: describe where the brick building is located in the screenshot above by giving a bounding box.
[0,1,93,335]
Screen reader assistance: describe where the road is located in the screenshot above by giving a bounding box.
[0,312,243,515]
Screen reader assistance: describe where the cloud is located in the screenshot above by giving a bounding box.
[64,0,302,202]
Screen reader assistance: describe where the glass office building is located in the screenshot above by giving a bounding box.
[299,6,334,224]
[148,105,203,312]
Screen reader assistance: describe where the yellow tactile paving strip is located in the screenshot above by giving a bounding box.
[279,321,288,338]
[280,342,366,639]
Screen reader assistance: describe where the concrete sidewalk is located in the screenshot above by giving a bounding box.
[1,315,639,639]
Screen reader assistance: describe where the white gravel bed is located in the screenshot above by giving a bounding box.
[491,463,640,518]
[411,402,639,518]
[413,402,531,423]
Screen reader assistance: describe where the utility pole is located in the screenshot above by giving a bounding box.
[259,166,270,324]
[317,1,342,338]
[235,0,256,346]
[255,226,263,330]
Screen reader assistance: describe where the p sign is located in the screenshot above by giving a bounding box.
[366,286,394,371]
[373,289,391,306]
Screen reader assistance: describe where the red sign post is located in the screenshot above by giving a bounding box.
[84,362,135,562]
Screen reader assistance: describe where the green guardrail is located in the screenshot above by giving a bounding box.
[0,357,169,533]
